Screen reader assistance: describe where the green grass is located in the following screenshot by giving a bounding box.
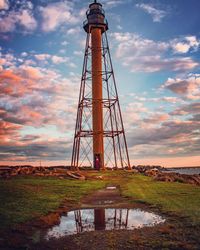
[121,174,200,224]
[0,176,107,229]
[0,172,200,230]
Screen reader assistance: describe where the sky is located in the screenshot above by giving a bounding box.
[0,0,200,167]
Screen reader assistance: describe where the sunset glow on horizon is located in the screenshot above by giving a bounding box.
[0,0,200,168]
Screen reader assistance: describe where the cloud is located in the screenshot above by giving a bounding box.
[0,120,21,138]
[73,50,83,56]
[16,9,37,31]
[39,2,78,32]
[61,41,69,46]
[98,0,129,9]
[112,32,168,57]
[0,70,26,97]
[128,56,198,73]
[20,65,44,80]
[0,49,80,163]
[111,32,199,72]
[0,105,47,127]
[189,114,200,122]
[128,94,181,104]
[159,96,181,104]
[171,102,200,116]
[66,27,81,35]
[127,119,200,157]
[171,36,200,54]
[0,136,72,162]
[0,12,17,33]
[0,52,16,68]
[0,9,37,33]
[21,52,28,57]
[161,75,200,99]
[34,53,70,65]
[121,92,200,159]
[122,102,149,129]
[0,0,9,10]
[51,55,69,64]
[103,0,124,8]
[0,65,50,99]
[0,50,79,128]
[34,54,51,61]
[142,113,170,124]
[136,3,167,22]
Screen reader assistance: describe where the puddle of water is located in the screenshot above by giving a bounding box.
[106,186,117,190]
[45,208,165,239]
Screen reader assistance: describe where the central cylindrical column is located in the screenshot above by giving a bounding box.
[91,28,104,170]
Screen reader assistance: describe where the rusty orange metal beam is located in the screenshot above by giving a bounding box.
[91,28,104,170]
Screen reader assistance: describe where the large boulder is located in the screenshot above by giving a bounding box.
[154,173,175,182]
[145,169,159,177]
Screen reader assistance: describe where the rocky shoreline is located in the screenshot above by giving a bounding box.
[134,166,200,186]
[1,165,200,186]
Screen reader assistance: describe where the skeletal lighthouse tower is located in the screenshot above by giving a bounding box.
[71,0,130,170]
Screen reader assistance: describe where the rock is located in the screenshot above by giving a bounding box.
[95,175,103,179]
[135,165,164,173]
[191,175,200,185]
[67,171,86,180]
[154,174,175,182]
[145,169,159,177]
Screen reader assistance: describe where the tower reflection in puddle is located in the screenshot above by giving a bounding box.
[46,208,165,239]
[94,209,106,230]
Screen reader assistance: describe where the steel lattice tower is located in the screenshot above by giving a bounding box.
[71,1,130,170]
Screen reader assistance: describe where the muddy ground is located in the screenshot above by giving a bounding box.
[1,184,200,250]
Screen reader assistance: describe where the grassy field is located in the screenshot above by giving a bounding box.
[0,176,108,229]
[0,171,200,230]
[121,174,200,224]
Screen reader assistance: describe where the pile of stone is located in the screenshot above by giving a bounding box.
[144,168,200,186]
[0,166,45,178]
[133,165,164,173]
[0,167,13,178]
[0,166,85,180]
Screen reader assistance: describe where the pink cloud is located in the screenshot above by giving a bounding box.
[19,65,43,80]
[0,9,37,33]
[171,102,200,116]
[0,120,22,142]
[171,36,200,54]
[39,2,78,32]
[0,68,42,97]
[0,0,9,10]
[17,9,37,31]
[111,32,199,72]
[143,113,170,124]
[34,54,51,61]
[0,70,27,96]
[161,75,200,99]
[0,53,79,136]
[34,54,70,65]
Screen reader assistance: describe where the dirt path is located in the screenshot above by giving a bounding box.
[81,184,131,208]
